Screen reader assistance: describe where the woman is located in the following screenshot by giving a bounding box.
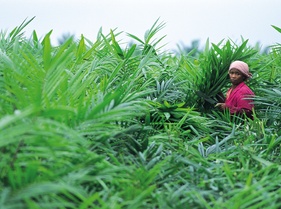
[216,60,255,119]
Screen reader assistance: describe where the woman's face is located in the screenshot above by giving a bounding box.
[228,68,245,85]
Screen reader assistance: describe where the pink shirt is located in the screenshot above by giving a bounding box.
[225,82,254,116]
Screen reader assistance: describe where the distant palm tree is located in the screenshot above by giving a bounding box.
[175,39,201,56]
[57,32,75,45]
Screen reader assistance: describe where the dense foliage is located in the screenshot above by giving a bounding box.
[1,18,281,209]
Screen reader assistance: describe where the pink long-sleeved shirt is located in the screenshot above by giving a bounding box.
[225,82,255,118]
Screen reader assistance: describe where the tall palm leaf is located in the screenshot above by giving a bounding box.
[193,39,257,112]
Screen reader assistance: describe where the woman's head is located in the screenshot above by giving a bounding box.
[228,60,252,80]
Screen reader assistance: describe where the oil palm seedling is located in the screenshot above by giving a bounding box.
[176,40,255,110]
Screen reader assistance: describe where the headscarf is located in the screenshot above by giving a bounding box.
[229,60,252,79]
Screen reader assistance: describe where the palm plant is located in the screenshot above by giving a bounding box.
[177,39,258,112]
[250,25,281,133]
[2,17,281,209]
[0,18,154,208]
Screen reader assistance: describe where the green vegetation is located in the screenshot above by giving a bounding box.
[1,18,281,209]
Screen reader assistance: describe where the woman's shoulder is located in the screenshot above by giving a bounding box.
[239,82,254,95]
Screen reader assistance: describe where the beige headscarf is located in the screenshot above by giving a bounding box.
[229,60,252,79]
